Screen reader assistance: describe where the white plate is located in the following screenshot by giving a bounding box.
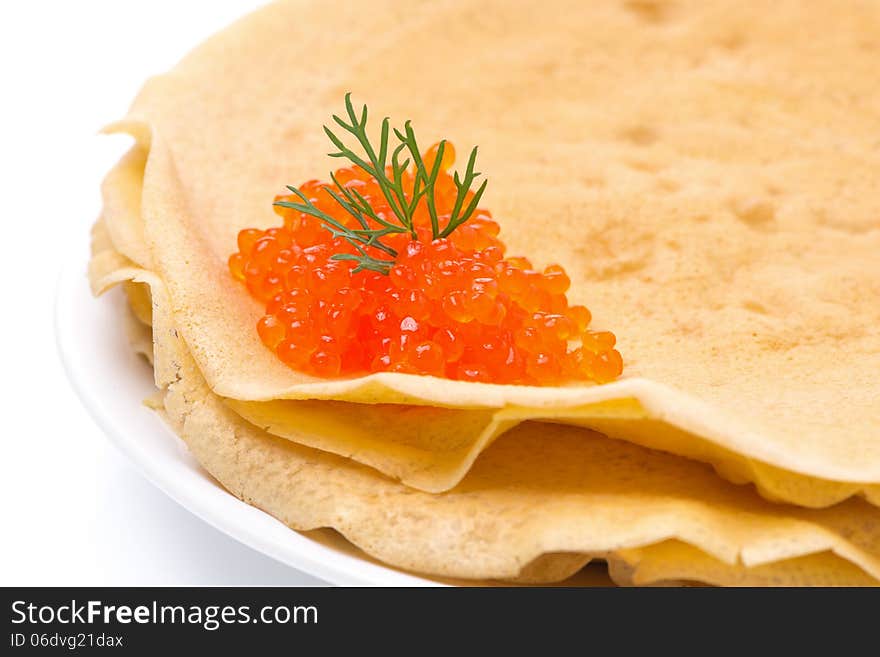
[56,257,440,586]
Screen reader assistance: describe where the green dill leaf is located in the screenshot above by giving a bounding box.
[279,95,489,274]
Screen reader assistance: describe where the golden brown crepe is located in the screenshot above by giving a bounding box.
[97,0,880,507]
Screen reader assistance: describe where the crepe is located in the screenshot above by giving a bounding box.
[98,0,880,508]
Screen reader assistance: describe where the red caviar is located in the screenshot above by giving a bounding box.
[229,143,622,384]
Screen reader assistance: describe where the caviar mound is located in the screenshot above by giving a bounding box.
[228,144,622,385]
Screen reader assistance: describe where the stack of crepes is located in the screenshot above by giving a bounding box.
[88,0,880,585]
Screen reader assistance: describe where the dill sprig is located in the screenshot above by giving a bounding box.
[273,94,488,274]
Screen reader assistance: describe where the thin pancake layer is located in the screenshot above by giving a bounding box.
[226,396,880,506]
[611,541,879,587]
[104,0,880,500]
[101,145,152,269]
[89,224,180,391]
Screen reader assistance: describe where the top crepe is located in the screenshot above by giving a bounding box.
[105,0,880,497]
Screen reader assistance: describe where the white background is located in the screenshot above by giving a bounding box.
[0,1,323,585]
